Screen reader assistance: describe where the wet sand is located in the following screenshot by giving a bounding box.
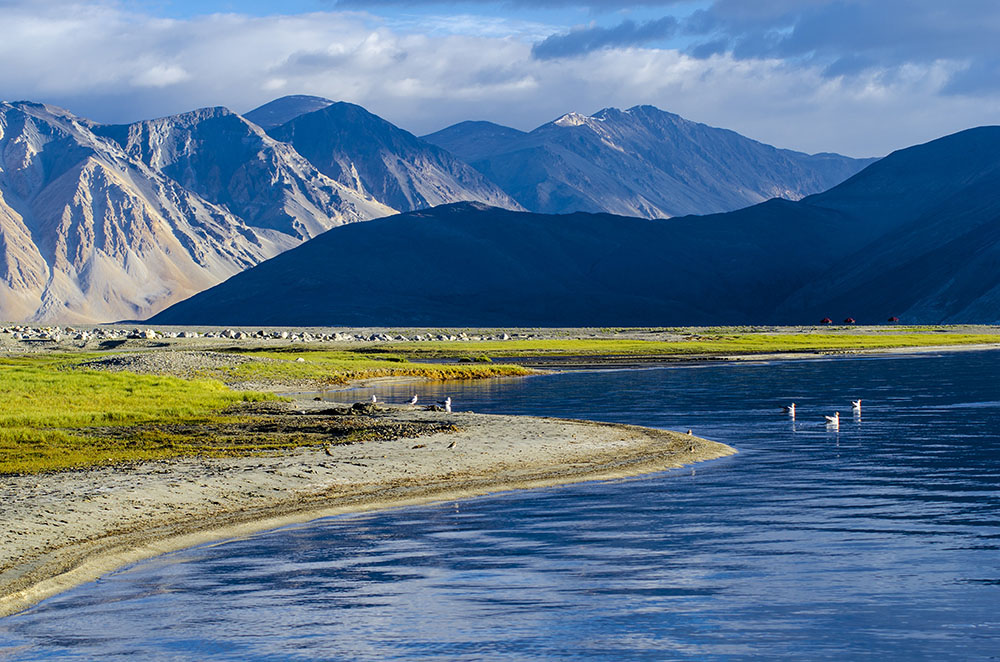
[0,404,735,618]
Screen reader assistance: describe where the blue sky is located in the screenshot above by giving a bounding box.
[1,0,997,156]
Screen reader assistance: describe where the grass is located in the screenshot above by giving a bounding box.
[0,350,529,475]
[347,329,1000,360]
[216,349,533,384]
[4,325,997,474]
[0,355,277,474]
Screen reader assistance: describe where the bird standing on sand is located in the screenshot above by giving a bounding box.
[825,412,840,427]
[409,394,418,405]
[371,394,377,404]
[783,403,796,419]
[442,396,452,413]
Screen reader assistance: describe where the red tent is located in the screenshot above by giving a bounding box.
[820,317,833,324]
[844,317,856,324]
[888,316,900,323]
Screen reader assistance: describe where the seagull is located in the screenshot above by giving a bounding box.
[824,412,840,427]
[783,403,796,418]
[440,396,452,413]
[408,394,418,405]
[370,394,377,404]
[852,399,862,414]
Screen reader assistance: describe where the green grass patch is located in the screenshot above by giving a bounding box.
[0,355,277,474]
[218,349,532,384]
[351,330,1000,360]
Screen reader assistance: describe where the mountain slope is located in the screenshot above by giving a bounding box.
[423,106,875,218]
[93,107,393,241]
[0,102,289,322]
[422,121,528,163]
[267,103,522,213]
[151,127,1000,326]
[0,101,393,323]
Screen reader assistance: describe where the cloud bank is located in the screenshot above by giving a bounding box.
[0,1,996,157]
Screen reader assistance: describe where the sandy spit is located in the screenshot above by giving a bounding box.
[0,408,735,618]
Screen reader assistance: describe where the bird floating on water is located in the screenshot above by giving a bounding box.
[824,412,840,427]
[370,394,377,404]
[783,403,796,418]
[852,399,862,414]
[409,394,418,405]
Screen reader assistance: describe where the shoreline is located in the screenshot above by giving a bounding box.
[484,342,1000,371]
[0,407,735,618]
[3,340,991,619]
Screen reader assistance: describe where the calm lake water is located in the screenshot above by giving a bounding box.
[2,352,999,660]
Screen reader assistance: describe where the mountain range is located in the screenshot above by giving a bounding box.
[0,97,525,322]
[150,126,1000,326]
[424,105,876,218]
[0,94,876,323]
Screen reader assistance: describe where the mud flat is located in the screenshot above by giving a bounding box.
[0,404,735,618]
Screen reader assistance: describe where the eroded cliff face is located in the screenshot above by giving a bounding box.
[0,102,394,323]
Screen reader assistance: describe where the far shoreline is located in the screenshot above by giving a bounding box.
[479,342,1000,371]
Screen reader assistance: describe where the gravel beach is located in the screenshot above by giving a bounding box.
[0,399,735,618]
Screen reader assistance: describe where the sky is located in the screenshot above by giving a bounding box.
[1,0,998,156]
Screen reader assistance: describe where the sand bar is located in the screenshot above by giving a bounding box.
[0,405,735,618]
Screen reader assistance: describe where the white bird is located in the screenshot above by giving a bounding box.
[824,412,840,427]
[783,403,796,418]
[442,396,452,413]
[409,394,418,405]
[370,394,377,404]
[852,399,862,413]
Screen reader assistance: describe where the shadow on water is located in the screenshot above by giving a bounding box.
[2,352,999,661]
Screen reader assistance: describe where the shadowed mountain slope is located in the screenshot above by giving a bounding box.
[424,106,875,218]
[244,95,335,130]
[150,127,1000,326]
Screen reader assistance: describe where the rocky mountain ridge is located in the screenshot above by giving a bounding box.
[424,105,876,218]
[0,101,395,323]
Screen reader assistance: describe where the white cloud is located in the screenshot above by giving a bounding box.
[132,64,190,87]
[0,2,996,156]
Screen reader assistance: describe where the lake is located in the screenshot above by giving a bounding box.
[2,351,999,660]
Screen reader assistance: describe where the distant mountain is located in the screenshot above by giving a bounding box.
[267,102,522,213]
[0,101,392,323]
[244,95,334,130]
[423,121,528,163]
[151,127,1000,326]
[423,105,876,218]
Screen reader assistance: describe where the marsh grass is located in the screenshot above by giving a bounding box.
[352,330,1000,360]
[0,356,277,474]
[218,349,532,384]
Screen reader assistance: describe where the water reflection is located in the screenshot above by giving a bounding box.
[2,352,1000,660]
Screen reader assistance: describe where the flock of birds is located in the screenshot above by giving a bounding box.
[371,391,860,431]
[371,393,452,412]
[782,400,862,428]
